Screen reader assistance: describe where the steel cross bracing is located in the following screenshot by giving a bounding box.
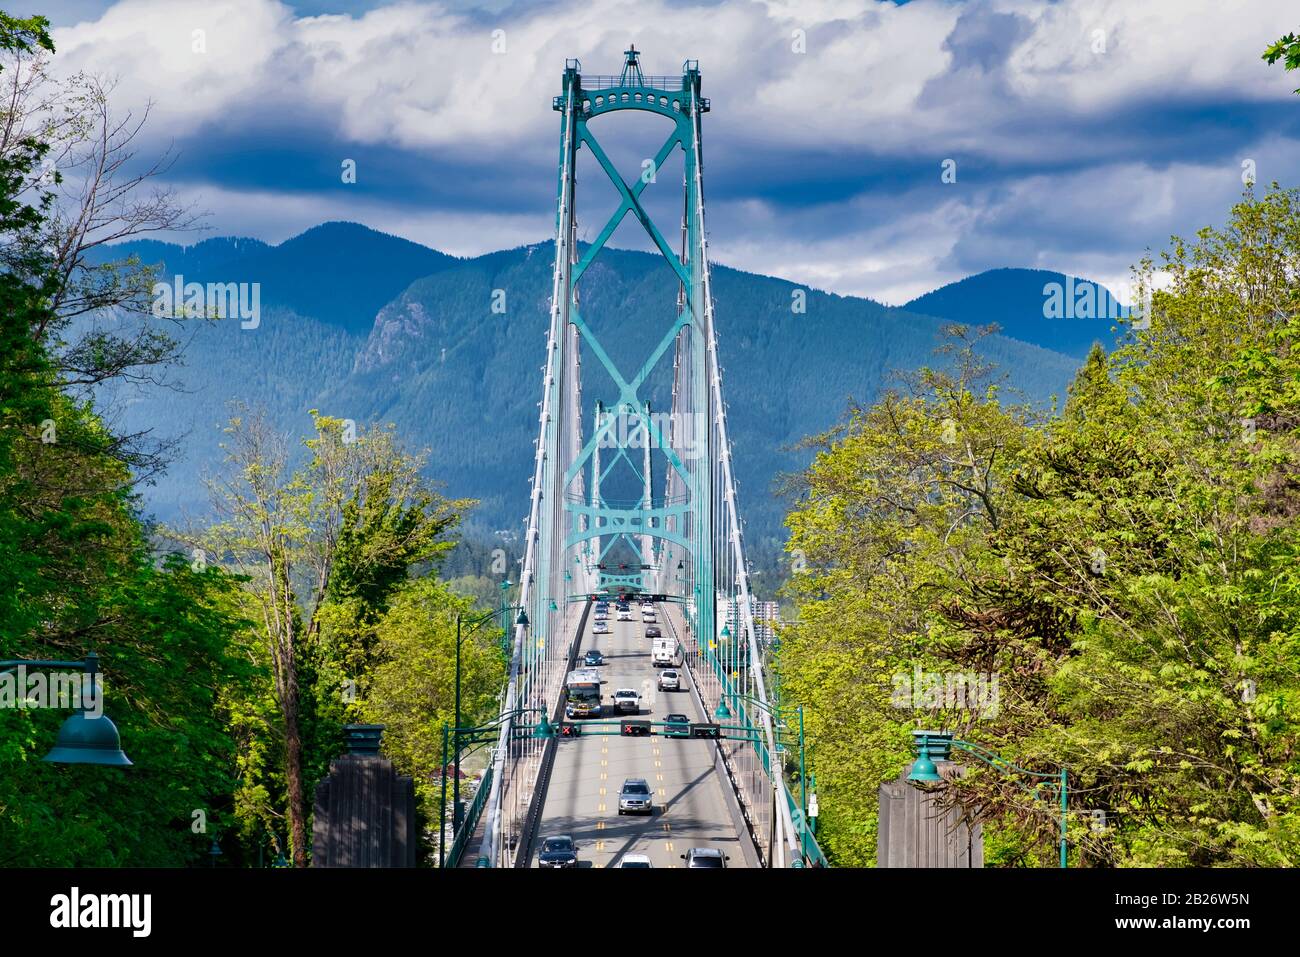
[476,48,818,868]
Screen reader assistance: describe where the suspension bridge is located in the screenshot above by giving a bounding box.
[450,48,826,869]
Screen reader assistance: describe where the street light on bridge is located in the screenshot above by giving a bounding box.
[713,692,812,868]
[440,703,554,868]
[906,730,1069,868]
[452,605,529,831]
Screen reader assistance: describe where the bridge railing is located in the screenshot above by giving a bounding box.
[446,766,492,868]
[578,74,685,90]
[669,602,830,867]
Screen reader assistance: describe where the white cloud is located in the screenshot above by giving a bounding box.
[46,0,1300,301]
[54,0,293,131]
[998,0,1300,110]
[50,0,1300,153]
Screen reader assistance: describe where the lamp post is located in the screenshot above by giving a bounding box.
[0,652,132,765]
[439,704,555,868]
[713,692,810,867]
[454,604,529,831]
[498,580,514,653]
[906,730,1069,868]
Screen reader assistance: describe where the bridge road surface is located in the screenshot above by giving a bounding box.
[535,601,757,868]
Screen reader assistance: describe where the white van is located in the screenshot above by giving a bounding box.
[651,638,681,667]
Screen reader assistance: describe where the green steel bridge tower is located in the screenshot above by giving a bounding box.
[469,48,822,868]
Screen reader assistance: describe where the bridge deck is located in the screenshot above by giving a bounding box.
[531,600,759,868]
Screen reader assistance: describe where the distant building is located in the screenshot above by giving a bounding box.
[716,595,782,649]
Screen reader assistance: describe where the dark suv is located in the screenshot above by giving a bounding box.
[537,835,579,868]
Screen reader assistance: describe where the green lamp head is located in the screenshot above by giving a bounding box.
[515,609,529,627]
[714,700,733,720]
[907,752,941,783]
[907,730,951,783]
[43,711,132,766]
[532,715,556,739]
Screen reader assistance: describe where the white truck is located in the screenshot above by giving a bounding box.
[612,688,641,714]
[651,637,681,668]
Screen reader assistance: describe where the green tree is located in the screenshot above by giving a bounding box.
[782,189,1300,867]
[199,408,469,865]
[358,577,506,851]
[1264,30,1300,93]
[0,11,255,866]
[781,328,1038,865]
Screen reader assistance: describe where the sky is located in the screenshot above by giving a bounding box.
[29,0,1300,304]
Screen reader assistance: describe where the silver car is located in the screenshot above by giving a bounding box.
[618,778,654,816]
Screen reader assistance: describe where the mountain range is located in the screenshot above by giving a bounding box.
[90,222,1126,559]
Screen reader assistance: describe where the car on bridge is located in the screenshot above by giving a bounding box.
[657,669,680,691]
[645,625,661,639]
[583,649,604,666]
[681,848,729,868]
[612,688,640,713]
[616,853,653,868]
[618,778,654,816]
[617,608,633,621]
[538,835,580,868]
[663,713,691,737]
[593,621,610,635]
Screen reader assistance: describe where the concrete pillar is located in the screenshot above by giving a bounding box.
[311,725,417,867]
[877,765,983,868]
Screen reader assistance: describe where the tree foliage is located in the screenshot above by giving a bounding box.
[1264,30,1300,93]
[197,409,472,864]
[0,13,488,866]
[783,187,1300,867]
[0,12,257,866]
